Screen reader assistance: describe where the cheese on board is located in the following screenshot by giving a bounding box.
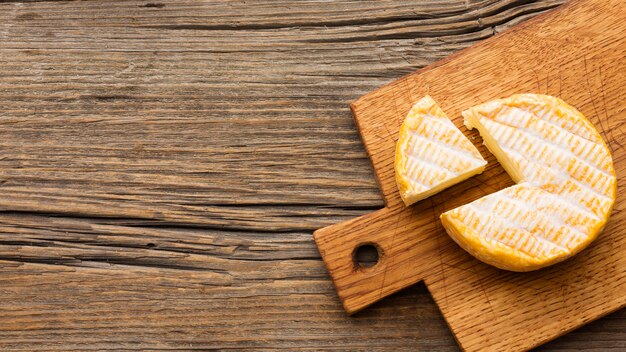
[395,96,487,206]
[441,94,617,271]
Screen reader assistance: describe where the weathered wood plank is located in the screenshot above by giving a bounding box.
[0,0,562,227]
[0,0,623,350]
[0,214,623,351]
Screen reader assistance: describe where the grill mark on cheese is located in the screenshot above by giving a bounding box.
[498,142,613,201]
[406,154,455,181]
[407,132,485,174]
[489,94,603,144]
[497,191,585,250]
[469,191,572,255]
[501,147,614,216]
[511,184,601,233]
[461,204,563,258]
[523,95,603,144]
[418,114,483,154]
[479,112,612,178]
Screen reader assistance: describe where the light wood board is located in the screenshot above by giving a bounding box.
[313,0,626,350]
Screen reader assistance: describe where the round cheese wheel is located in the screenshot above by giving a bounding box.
[441,94,617,271]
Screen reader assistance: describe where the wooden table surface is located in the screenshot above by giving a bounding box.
[0,1,623,350]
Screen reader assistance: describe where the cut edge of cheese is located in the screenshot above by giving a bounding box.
[440,94,617,272]
[397,165,487,206]
[395,95,487,206]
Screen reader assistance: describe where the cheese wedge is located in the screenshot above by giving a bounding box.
[441,94,617,271]
[395,96,487,206]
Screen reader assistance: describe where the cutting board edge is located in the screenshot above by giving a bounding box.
[313,207,431,315]
[349,0,575,116]
[425,271,626,352]
[529,299,626,351]
[348,0,577,206]
[312,225,361,314]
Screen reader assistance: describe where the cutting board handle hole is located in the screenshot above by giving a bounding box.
[353,243,382,270]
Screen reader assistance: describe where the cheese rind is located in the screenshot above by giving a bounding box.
[441,94,617,271]
[395,96,487,206]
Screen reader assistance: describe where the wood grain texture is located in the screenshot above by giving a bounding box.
[314,0,626,350]
[0,0,623,350]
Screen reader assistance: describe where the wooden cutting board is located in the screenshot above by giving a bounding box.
[313,0,626,351]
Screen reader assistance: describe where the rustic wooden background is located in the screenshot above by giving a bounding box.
[0,0,623,350]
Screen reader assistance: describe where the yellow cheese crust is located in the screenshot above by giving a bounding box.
[395,96,487,206]
[441,94,617,271]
